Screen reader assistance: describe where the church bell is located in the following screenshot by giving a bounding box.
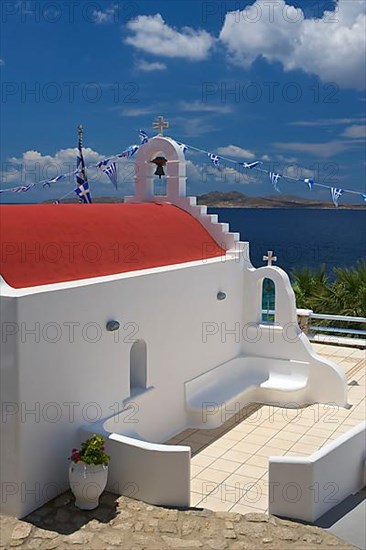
[151,156,167,179]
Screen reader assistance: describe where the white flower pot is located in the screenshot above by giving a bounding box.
[69,462,108,510]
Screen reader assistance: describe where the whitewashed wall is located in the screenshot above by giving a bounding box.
[0,254,244,517]
[268,421,366,522]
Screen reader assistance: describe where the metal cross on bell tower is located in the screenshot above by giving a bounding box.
[153,116,169,136]
[263,250,277,266]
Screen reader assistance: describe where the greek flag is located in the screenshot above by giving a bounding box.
[102,162,118,189]
[139,130,149,145]
[75,181,92,204]
[242,161,260,169]
[269,172,281,193]
[43,175,65,188]
[0,182,36,193]
[330,187,343,207]
[75,131,91,203]
[304,178,314,190]
[96,159,110,169]
[178,142,187,155]
[208,153,220,167]
[12,184,35,193]
[361,194,366,202]
[118,145,139,158]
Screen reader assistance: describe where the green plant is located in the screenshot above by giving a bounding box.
[70,434,110,466]
[291,261,366,334]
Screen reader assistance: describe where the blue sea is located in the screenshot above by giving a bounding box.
[208,208,366,276]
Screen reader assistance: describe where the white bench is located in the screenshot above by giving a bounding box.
[185,356,310,428]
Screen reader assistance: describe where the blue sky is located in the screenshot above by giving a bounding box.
[1,0,365,203]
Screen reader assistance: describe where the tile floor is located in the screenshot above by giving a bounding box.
[165,344,365,514]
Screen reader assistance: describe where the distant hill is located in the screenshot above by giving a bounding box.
[41,192,363,209]
[196,191,364,209]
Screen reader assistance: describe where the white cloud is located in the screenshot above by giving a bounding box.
[0,59,4,66]
[274,140,356,158]
[125,14,215,60]
[92,5,118,24]
[261,154,271,161]
[341,125,366,139]
[284,165,314,179]
[1,148,135,190]
[179,100,232,114]
[289,117,366,127]
[174,116,218,137]
[217,145,256,159]
[119,106,158,117]
[136,60,167,72]
[219,0,366,90]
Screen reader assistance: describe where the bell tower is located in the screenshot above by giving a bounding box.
[125,117,187,203]
[124,116,242,252]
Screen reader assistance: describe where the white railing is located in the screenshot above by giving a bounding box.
[261,309,366,347]
[301,310,366,348]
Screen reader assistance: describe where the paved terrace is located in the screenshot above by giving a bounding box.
[0,345,364,549]
[166,344,365,514]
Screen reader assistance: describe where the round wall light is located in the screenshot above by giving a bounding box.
[106,320,120,332]
[217,291,226,301]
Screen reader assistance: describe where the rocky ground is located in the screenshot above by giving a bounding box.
[0,491,357,549]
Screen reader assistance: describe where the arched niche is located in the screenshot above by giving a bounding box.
[130,339,147,394]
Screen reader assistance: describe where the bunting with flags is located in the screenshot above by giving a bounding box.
[1,127,365,208]
[241,161,261,169]
[0,183,35,194]
[304,178,314,190]
[178,142,187,155]
[43,175,65,188]
[139,130,149,145]
[208,153,220,167]
[269,172,281,193]
[331,187,343,208]
[102,162,118,189]
[96,159,110,169]
[118,145,139,158]
[13,184,35,193]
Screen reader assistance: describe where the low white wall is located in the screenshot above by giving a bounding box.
[268,421,366,522]
[81,425,191,508]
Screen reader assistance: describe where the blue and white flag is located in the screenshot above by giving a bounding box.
[208,153,220,167]
[178,142,187,155]
[304,178,314,190]
[96,158,110,169]
[75,181,92,203]
[118,145,139,158]
[269,172,281,193]
[0,183,35,194]
[43,175,65,188]
[330,187,343,207]
[139,130,149,145]
[75,129,91,203]
[361,194,366,202]
[242,161,260,169]
[12,184,35,193]
[0,182,36,194]
[102,162,118,189]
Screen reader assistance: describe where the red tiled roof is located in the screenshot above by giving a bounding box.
[0,203,224,288]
